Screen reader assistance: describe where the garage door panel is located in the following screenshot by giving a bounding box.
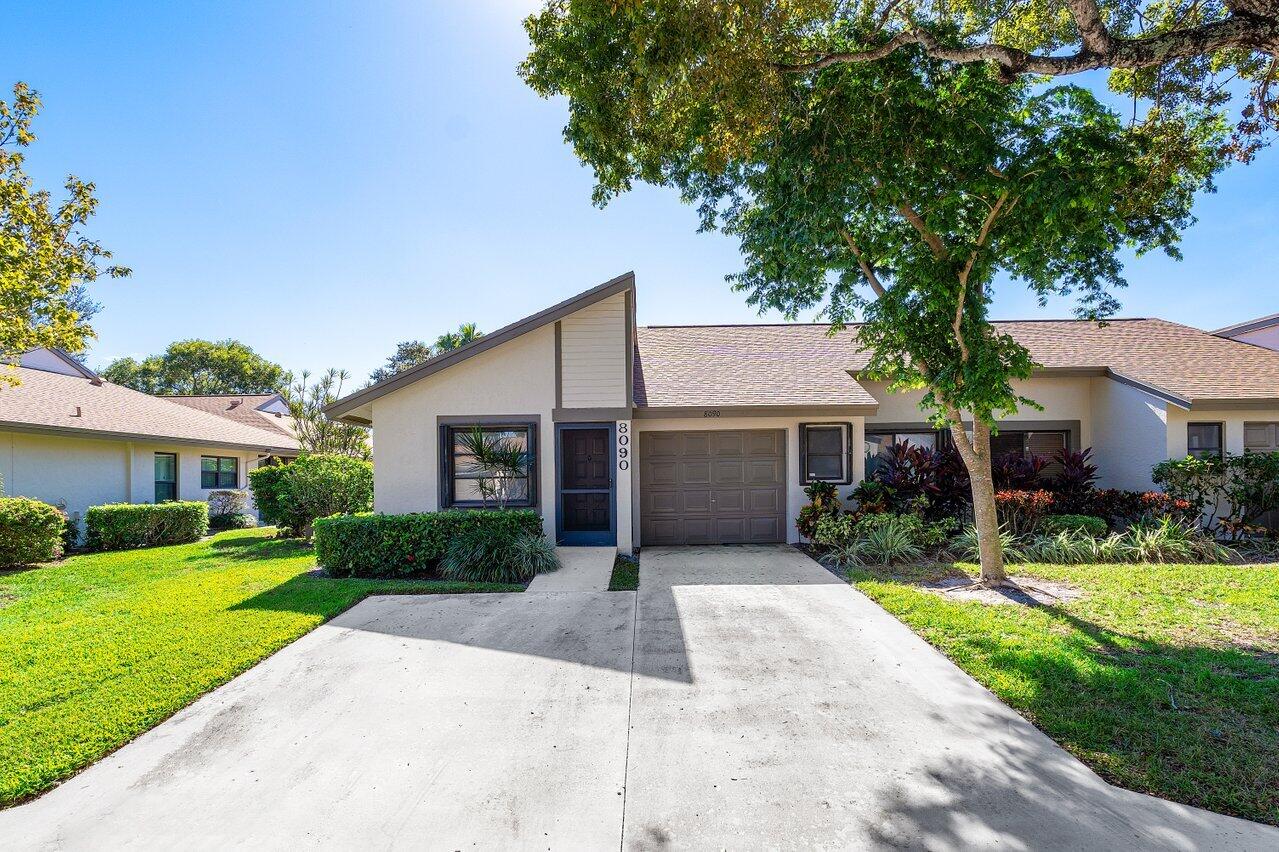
[748,489,781,513]
[746,431,783,455]
[712,432,745,456]
[713,489,745,512]
[713,460,744,484]
[683,461,711,484]
[640,429,787,546]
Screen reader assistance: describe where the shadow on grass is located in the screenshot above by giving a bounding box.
[853,563,1279,825]
[227,573,523,616]
[192,534,312,563]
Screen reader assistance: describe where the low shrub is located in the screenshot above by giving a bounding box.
[797,480,841,539]
[0,497,67,567]
[955,523,1025,564]
[439,528,560,584]
[1040,514,1108,537]
[85,502,209,551]
[249,454,373,536]
[816,511,957,567]
[994,489,1054,536]
[207,490,256,532]
[313,509,545,577]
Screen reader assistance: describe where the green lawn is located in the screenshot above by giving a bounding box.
[849,560,1279,825]
[608,553,639,591]
[0,528,520,806]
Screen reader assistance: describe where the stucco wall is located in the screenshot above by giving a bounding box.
[1087,378,1168,490]
[559,292,627,407]
[1226,326,1279,352]
[370,323,558,536]
[1164,407,1279,458]
[632,414,866,547]
[0,429,261,529]
[861,376,1093,447]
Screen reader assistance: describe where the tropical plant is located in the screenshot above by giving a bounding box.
[797,480,841,539]
[1040,514,1109,537]
[994,490,1055,536]
[856,514,925,565]
[433,322,483,355]
[955,524,1025,565]
[284,369,370,460]
[367,325,485,384]
[992,453,1052,491]
[524,12,1224,585]
[439,528,560,584]
[455,426,532,509]
[1054,448,1100,494]
[1154,451,1279,534]
[102,339,286,395]
[1,82,129,380]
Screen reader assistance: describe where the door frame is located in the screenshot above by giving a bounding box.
[555,422,617,546]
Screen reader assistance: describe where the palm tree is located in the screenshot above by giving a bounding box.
[433,323,483,355]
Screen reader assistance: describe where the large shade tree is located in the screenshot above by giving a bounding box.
[1,83,129,382]
[523,4,1231,583]
[103,339,288,396]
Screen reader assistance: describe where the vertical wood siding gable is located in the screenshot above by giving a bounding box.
[560,293,627,408]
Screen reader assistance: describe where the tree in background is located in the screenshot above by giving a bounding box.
[285,369,370,460]
[102,339,287,395]
[523,5,1228,583]
[1,82,129,383]
[369,323,484,383]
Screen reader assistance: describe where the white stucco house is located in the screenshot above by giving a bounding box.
[1,349,299,531]
[325,273,1279,554]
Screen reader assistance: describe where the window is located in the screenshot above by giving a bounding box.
[864,431,939,478]
[1187,423,1223,459]
[201,456,238,489]
[441,423,536,508]
[801,423,852,483]
[154,453,177,503]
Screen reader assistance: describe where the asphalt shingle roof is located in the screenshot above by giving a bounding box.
[163,394,295,438]
[0,367,299,451]
[634,319,1279,408]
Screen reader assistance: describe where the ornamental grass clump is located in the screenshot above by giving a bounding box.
[438,528,559,584]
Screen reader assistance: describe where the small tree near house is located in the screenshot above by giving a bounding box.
[523,9,1226,584]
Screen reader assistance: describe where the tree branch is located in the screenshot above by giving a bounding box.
[896,202,948,259]
[838,226,888,297]
[777,15,1279,80]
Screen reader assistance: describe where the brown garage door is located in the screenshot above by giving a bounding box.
[640,430,787,546]
[1245,422,1279,531]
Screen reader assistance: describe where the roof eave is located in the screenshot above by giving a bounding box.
[0,420,300,454]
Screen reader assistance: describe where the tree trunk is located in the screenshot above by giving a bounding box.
[945,412,1008,585]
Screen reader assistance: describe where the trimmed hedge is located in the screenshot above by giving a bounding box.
[314,509,544,578]
[0,497,67,568]
[249,454,373,536]
[85,502,209,551]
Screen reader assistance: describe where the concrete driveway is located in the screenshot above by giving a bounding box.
[3,546,1276,850]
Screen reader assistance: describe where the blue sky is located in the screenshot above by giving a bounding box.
[7,1,1277,381]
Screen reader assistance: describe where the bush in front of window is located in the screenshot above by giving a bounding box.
[248,454,373,537]
[85,502,209,551]
[206,490,257,532]
[1153,452,1279,536]
[0,497,68,568]
[313,509,545,578]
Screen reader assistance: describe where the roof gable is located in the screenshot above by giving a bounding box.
[326,272,635,422]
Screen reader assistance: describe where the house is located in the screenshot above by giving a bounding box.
[324,273,1279,553]
[0,349,299,530]
[1214,313,1279,352]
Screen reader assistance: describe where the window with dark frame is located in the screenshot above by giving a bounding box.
[1187,422,1223,459]
[864,428,1068,478]
[154,453,177,503]
[801,423,852,484]
[441,422,537,508]
[200,456,238,489]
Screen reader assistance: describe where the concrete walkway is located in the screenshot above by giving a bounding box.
[525,546,615,592]
[3,546,1275,850]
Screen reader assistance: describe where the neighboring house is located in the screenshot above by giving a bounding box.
[163,392,296,460]
[1214,313,1279,352]
[325,273,1279,553]
[0,349,299,531]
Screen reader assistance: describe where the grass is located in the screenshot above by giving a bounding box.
[848,559,1279,825]
[608,553,640,591]
[0,528,521,806]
